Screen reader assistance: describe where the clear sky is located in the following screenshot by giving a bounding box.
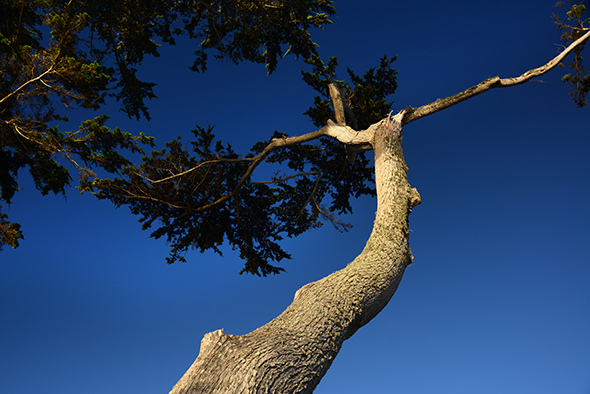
[2,1,589,393]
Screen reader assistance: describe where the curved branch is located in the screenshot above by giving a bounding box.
[0,62,56,105]
[192,126,332,212]
[296,171,322,222]
[145,157,256,184]
[403,28,590,125]
[141,121,365,213]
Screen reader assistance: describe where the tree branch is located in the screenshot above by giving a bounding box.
[139,121,366,213]
[133,29,590,215]
[0,64,55,106]
[144,157,256,184]
[403,28,590,125]
[328,83,346,125]
[252,171,321,185]
[296,171,322,222]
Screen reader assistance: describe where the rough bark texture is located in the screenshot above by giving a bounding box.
[169,111,419,393]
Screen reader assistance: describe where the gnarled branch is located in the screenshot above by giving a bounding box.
[403,28,590,125]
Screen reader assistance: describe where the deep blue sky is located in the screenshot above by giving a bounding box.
[2,1,589,393]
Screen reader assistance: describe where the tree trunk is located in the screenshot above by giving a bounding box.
[168,29,590,392]
[170,111,420,393]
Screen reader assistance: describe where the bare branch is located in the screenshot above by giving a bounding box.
[328,83,346,125]
[12,124,37,143]
[312,198,353,233]
[403,28,590,125]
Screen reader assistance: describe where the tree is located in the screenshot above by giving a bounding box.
[93,3,589,393]
[1,2,589,393]
[170,38,590,394]
[0,0,335,249]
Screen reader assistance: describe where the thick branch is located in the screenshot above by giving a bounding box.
[328,83,363,162]
[328,83,346,125]
[403,29,590,125]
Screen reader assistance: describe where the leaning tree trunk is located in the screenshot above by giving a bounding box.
[170,111,421,393]
[168,29,590,392]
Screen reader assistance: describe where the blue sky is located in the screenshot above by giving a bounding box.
[2,1,590,393]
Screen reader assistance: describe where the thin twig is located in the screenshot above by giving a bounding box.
[0,65,55,105]
[296,172,322,222]
[252,171,321,185]
[145,157,256,184]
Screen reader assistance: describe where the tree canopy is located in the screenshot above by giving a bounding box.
[0,0,335,252]
[91,54,399,275]
[1,0,588,274]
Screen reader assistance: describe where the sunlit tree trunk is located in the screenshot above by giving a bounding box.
[169,27,590,393]
[169,112,421,393]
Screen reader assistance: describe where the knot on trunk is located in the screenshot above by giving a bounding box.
[409,187,421,209]
[200,329,232,356]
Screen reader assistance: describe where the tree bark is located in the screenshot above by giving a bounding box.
[170,111,420,393]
